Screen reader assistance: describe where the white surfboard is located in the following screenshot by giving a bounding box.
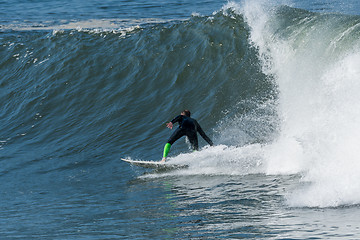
[121,158,188,170]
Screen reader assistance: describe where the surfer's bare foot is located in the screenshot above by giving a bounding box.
[160,157,166,163]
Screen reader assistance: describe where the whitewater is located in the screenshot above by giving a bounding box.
[1,0,360,238]
[240,0,360,208]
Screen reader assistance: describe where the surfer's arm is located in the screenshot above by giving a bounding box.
[167,115,182,129]
[170,115,182,124]
[196,122,213,146]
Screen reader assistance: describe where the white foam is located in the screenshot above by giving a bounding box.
[141,144,265,179]
[239,0,360,207]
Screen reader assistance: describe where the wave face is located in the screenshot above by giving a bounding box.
[1,0,360,209]
[0,10,274,187]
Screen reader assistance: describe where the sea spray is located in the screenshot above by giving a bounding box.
[241,0,360,207]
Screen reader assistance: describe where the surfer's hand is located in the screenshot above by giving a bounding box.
[166,122,173,129]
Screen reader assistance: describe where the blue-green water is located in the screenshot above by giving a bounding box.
[1,0,360,239]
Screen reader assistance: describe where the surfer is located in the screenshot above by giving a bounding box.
[161,110,213,162]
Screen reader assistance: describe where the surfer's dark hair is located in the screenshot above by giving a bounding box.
[182,109,191,117]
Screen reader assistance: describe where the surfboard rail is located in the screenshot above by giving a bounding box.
[121,158,188,170]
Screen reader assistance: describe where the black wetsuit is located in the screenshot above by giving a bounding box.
[167,115,213,150]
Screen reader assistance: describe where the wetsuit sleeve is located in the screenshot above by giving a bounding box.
[170,115,182,124]
[195,121,213,146]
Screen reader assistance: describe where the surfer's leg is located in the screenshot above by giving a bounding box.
[187,131,199,151]
[163,143,171,159]
[161,128,185,162]
[167,128,186,145]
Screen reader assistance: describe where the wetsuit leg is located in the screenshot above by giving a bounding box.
[163,143,171,159]
[163,128,186,159]
[186,130,199,151]
[167,128,186,145]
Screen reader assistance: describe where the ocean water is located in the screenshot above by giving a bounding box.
[1,0,360,239]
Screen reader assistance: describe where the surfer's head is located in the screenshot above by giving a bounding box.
[181,110,191,117]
